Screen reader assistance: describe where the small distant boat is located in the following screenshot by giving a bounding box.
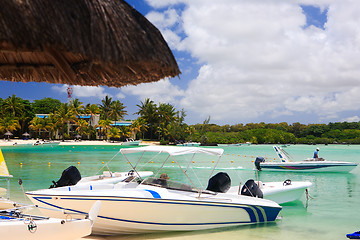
[347,231,360,239]
[217,143,241,147]
[13,140,60,147]
[121,138,142,146]
[0,201,101,240]
[177,141,201,147]
[254,146,358,173]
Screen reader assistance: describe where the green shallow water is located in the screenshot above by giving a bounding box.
[1,144,360,240]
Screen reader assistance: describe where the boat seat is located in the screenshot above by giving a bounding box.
[89,184,115,190]
[114,182,138,189]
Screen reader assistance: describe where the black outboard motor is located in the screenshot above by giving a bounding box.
[241,179,263,198]
[50,166,81,188]
[254,157,265,171]
[206,172,231,193]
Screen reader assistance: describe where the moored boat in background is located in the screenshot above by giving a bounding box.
[254,146,358,172]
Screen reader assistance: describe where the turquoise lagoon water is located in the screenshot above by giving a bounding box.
[1,144,360,240]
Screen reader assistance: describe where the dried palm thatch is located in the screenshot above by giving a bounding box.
[0,0,180,88]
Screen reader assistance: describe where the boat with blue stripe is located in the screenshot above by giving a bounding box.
[27,146,282,235]
[254,146,358,172]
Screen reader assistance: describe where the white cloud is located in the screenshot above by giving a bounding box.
[145,0,360,124]
[342,116,360,123]
[122,79,185,105]
[51,85,110,100]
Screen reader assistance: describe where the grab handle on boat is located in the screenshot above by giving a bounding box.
[283,179,291,186]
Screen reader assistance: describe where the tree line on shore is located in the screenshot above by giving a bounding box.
[0,95,359,144]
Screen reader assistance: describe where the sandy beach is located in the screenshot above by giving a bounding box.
[0,139,159,147]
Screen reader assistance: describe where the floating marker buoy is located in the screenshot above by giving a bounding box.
[20,163,23,165]
[172,161,174,163]
[212,161,215,163]
[245,155,246,157]
[102,162,104,164]
[193,161,195,163]
[231,160,233,163]
[77,162,80,164]
[127,162,129,164]
[151,161,153,163]
[48,162,51,165]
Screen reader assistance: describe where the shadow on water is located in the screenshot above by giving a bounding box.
[86,222,280,240]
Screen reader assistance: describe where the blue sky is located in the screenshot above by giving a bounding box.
[2,0,360,126]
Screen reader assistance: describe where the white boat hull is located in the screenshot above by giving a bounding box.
[229,181,312,204]
[26,187,281,235]
[260,161,358,172]
[0,216,92,240]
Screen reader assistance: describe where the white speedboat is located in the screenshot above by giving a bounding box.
[255,146,358,173]
[0,201,100,240]
[26,146,282,235]
[228,179,312,204]
[121,138,142,146]
[177,142,201,147]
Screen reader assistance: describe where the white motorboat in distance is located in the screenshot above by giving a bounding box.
[26,146,282,235]
[254,146,358,172]
[121,138,142,146]
[177,141,201,147]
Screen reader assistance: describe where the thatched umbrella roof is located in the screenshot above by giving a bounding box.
[0,0,180,88]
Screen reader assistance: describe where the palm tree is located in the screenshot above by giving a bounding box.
[84,103,101,126]
[157,103,177,140]
[99,96,113,120]
[44,114,57,140]
[54,103,77,140]
[119,126,131,141]
[29,117,46,138]
[2,94,24,117]
[108,127,121,142]
[75,119,89,139]
[97,119,112,140]
[130,118,144,140]
[0,116,20,134]
[135,98,157,139]
[110,100,127,125]
[70,98,84,118]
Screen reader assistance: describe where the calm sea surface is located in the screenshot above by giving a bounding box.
[1,144,360,240]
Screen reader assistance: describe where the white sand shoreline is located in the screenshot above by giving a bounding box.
[0,139,159,146]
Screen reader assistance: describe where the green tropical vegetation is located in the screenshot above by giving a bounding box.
[1,94,360,144]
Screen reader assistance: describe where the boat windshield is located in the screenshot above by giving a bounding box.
[142,177,200,193]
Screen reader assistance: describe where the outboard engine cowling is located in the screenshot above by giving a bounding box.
[206,172,231,193]
[241,179,263,198]
[254,157,265,171]
[50,166,81,188]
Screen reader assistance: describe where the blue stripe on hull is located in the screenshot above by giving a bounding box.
[31,195,280,226]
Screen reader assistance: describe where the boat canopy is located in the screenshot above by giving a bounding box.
[120,146,224,157]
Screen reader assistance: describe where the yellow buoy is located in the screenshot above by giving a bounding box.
[212,161,215,163]
[77,162,80,164]
[231,160,233,163]
[172,161,174,163]
[193,161,195,163]
[20,163,23,165]
[151,161,153,163]
[102,162,104,164]
[48,162,51,165]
